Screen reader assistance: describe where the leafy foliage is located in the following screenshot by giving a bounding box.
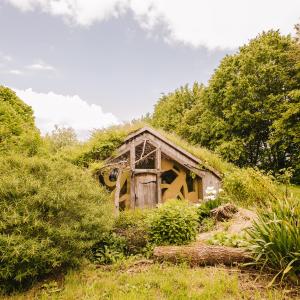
[208,232,248,248]
[148,200,198,245]
[197,198,222,222]
[0,155,113,292]
[222,168,281,207]
[113,209,150,256]
[0,86,41,155]
[63,123,145,168]
[92,233,126,265]
[151,31,300,183]
[91,210,151,264]
[45,125,78,153]
[152,83,204,132]
[246,198,300,284]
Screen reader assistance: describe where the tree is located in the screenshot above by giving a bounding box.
[45,125,78,152]
[180,31,300,179]
[151,83,204,133]
[0,86,41,155]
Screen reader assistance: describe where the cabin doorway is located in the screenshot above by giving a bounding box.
[134,173,157,208]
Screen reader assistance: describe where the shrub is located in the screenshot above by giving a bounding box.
[0,155,113,292]
[246,198,300,284]
[148,199,198,245]
[92,233,126,265]
[113,209,150,255]
[91,210,151,264]
[199,218,216,233]
[197,198,222,223]
[0,86,41,156]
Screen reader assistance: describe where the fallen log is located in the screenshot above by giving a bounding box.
[153,243,251,266]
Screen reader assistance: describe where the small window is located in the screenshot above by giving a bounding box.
[180,186,184,196]
[161,188,168,197]
[186,173,195,193]
[135,141,156,169]
[120,179,127,197]
[161,169,178,184]
[109,168,119,182]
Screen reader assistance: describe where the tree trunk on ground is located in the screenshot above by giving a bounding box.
[153,244,251,266]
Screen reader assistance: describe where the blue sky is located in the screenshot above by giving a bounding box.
[0,0,299,139]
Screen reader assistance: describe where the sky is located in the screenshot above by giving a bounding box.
[0,0,299,139]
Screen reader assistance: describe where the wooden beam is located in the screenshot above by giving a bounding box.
[156,147,162,205]
[134,148,157,165]
[130,142,135,209]
[114,169,122,216]
[140,139,147,159]
[134,169,160,174]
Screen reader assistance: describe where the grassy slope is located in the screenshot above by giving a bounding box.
[288,185,300,199]
[4,260,294,300]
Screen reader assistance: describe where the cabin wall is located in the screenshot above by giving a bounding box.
[202,172,221,200]
[100,134,221,209]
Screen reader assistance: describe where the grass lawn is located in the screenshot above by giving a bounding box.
[3,259,299,300]
[288,184,300,199]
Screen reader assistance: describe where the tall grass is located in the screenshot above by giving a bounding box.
[246,198,300,284]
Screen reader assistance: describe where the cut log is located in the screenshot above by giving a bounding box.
[153,243,251,266]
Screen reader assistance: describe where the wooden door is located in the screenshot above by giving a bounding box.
[135,173,157,208]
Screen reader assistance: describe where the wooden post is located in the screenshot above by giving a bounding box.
[156,147,162,205]
[114,168,122,216]
[130,142,136,209]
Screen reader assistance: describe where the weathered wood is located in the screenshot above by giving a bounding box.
[130,143,135,209]
[134,169,160,174]
[123,127,221,178]
[140,139,147,160]
[156,147,162,205]
[153,244,251,266]
[114,169,122,216]
[134,148,157,165]
[135,173,157,208]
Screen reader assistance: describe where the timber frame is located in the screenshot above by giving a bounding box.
[99,127,221,212]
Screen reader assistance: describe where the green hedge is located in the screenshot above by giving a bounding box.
[148,200,198,245]
[0,155,113,292]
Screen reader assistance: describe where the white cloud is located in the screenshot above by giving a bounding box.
[0,52,13,62]
[27,60,55,71]
[6,0,300,49]
[8,69,23,75]
[13,88,119,140]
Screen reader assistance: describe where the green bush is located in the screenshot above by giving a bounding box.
[0,155,113,292]
[148,199,198,245]
[0,86,41,156]
[199,218,216,233]
[197,198,222,222]
[113,209,150,256]
[247,198,300,284]
[92,233,126,265]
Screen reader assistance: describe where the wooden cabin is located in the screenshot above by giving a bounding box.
[99,127,221,210]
